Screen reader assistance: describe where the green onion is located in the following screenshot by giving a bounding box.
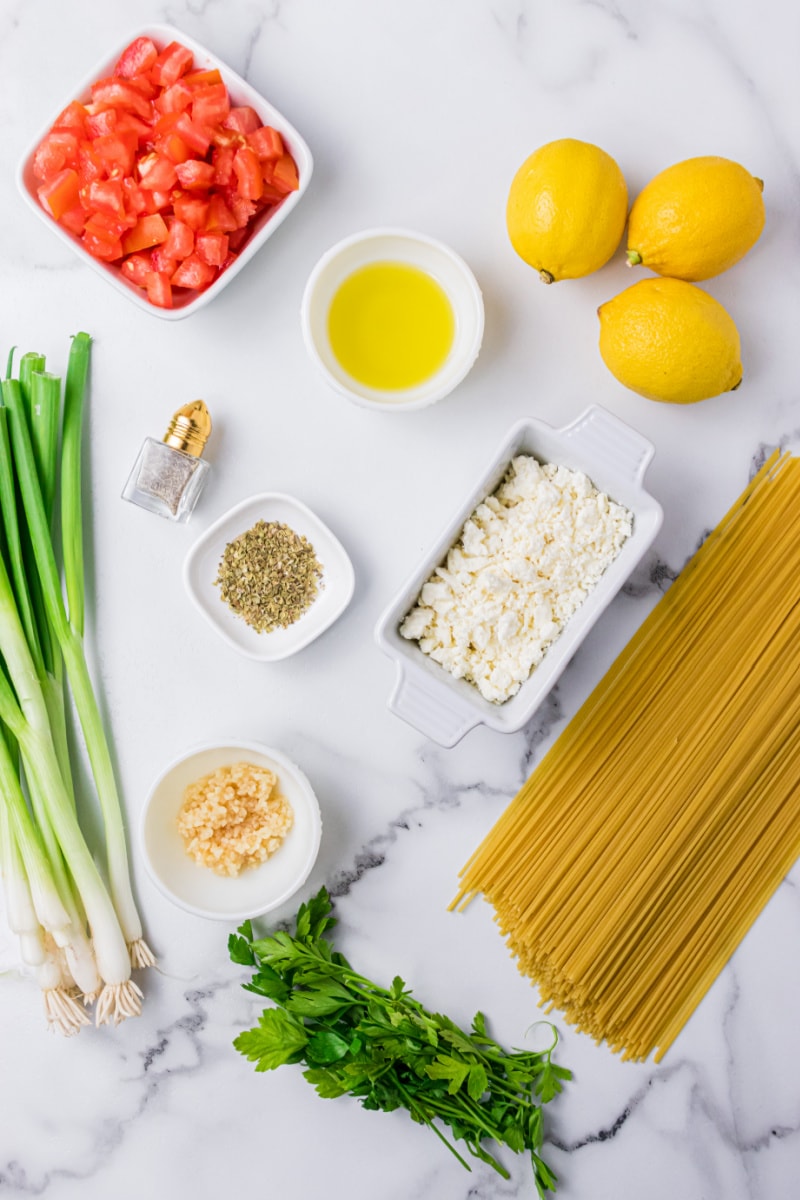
[0,333,152,1031]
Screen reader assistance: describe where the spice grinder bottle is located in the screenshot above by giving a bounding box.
[122,400,212,524]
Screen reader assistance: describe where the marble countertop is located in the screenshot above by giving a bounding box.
[1,1,798,1198]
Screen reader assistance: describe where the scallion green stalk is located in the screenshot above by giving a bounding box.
[30,372,61,524]
[0,410,42,668]
[61,336,88,635]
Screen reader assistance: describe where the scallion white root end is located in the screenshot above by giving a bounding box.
[129,938,156,970]
[42,984,92,1036]
[94,978,144,1026]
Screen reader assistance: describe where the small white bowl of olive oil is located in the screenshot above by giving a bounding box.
[301,228,484,411]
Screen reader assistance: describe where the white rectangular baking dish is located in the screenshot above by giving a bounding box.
[374,405,663,747]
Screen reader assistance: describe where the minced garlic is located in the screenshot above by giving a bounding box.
[177,762,293,877]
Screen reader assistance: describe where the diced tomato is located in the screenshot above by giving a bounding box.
[33,131,80,180]
[85,210,128,239]
[91,79,153,121]
[195,231,228,267]
[153,110,181,135]
[82,232,122,261]
[227,226,250,252]
[85,108,118,139]
[53,101,89,134]
[175,159,215,190]
[82,212,126,260]
[155,132,191,164]
[155,79,194,115]
[59,205,87,235]
[223,106,261,134]
[247,126,283,161]
[184,68,223,88]
[150,41,193,88]
[145,270,173,308]
[259,181,287,205]
[270,153,300,193]
[114,112,154,141]
[171,253,216,289]
[123,73,159,101]
[227,191,257,229]
[138,153,178,190]
[232,147,263,200]
[142,188,172,213]
[122,177,149,216]
[38,169,81,220]
[120,252,152,286]
[204,193,238,232]
[162,218,194,260]
[191,83,230,127]
[81,178,127,219]
[150,245,178,275]
[115,37,159,79]
[121,213,169,254]
[167,193,207,231]
[173,113,211,155]
[209,124,246,150]
[221,250,239,271]
[77,143,106,186]
[93,132,137,177]
[211,146,235,186]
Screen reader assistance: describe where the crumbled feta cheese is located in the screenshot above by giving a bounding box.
[399,455,632,704]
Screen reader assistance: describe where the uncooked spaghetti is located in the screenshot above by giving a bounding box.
[453,450,800,1062]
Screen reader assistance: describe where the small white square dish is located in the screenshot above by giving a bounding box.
[16,24,313,319]
[140,741,322,921]
[184,492,355,660]
[375,405,663,747]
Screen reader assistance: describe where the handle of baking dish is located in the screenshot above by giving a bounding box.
[389,665,480,749]
[566,405,655,485]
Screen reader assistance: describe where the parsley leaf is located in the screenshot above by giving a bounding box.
[232,1009,307,1071]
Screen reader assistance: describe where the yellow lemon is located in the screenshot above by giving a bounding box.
[627,156,765,281]
[597,278,742,404]
[506,139,628,283]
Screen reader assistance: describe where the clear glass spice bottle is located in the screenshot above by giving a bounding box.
[123,400,212,523]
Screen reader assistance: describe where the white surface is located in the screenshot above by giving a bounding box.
[376,407,662,744]
[1,3,799,1200]
[301,227,485,409]
[183,491,354,659]
[16,23,313,320]
[140,741,322,919]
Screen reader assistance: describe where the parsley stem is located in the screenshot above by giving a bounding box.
[391,1077,478,1174]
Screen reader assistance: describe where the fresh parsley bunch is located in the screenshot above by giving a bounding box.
[229,888,569,1194]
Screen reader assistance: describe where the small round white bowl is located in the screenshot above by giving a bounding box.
[300,227,484,411]
[140,742,322,921]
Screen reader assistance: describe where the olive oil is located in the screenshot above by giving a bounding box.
[327,261,454,392]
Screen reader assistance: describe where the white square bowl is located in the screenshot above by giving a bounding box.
[375,405,663,747]
[16,24,313,319]
[140,741,322,921]
[183,492,355,660]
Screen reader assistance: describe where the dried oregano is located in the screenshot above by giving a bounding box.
[215,520,323,633]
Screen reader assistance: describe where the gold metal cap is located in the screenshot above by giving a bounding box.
[163,400,212,458]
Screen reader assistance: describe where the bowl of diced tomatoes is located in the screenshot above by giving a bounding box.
[17,26,313,317]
